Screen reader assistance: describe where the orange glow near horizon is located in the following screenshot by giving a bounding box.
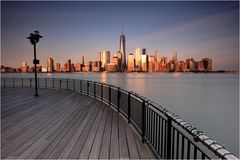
[173,72,181,78]
[100,72,107,83]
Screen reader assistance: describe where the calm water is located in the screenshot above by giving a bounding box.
[2,72,239,156]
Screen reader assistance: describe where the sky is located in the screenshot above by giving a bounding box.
[1,1,239,70]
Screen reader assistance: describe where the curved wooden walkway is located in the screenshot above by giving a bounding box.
[1,88,153,159]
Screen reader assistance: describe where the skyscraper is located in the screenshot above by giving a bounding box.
[127,53,135,72]
[64,63,67,72]
[160,56,168,72]
[67,59,71,72]
[116,51,122,63]
[141,54,148,72]
[202,58,212,71]
[135,47,141,71]
[56,63,61,72]
[75,63,81,72]
[154,50,158,72]
[82,56,85,65]
[91,61,101,72]
[172,51,178,71]
[149,55,155,72]
[142,48,146,55]
[119,31,126,69]
[99,50,110,69]
[112,56,121,71]
[173,51,177,62]
[71,63,75,72]
[189,58,196,71]
[21,62,29,73]
[47,58,54,72]
[197,61,204,71]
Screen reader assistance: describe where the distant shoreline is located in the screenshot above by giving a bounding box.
[1,70,238,74]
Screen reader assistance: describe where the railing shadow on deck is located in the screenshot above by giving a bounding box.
[1,77,238,159]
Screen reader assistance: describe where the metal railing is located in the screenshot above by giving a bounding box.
[1,77,238,159]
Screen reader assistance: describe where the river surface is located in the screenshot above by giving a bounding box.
[2,72,239,156]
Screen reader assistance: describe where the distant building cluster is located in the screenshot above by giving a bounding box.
[1,32,213,73]
[126,50,212,72]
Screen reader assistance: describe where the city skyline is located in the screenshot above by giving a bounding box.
[1,1,239,70]
[2,33,214,73]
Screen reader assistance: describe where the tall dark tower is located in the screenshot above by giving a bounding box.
[82,56,84,65]
[119,30,126,69]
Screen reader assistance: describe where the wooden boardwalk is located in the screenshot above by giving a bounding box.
[1,88,153,159]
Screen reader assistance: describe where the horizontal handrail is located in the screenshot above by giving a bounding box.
[1,77,238,159]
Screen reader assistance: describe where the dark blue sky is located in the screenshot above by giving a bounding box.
[1,1,239,70]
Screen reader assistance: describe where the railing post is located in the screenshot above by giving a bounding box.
[142,100,146,143]
[22,78,23,88]
[60,79,61,90]
[166,116,172,159]
[80,80,82,93]
[128,92,131,123]
[67,79,69,90]
[101,83,103,101]
[4,78,5,88]
[94,82,96,97]
[38,78,40,88]
[53,78,54,89]
[117,87,120,113]
[109,86,111,106]
[87,81,89,95]
[73,80,75,92]
[13,78,15,87]
[30,78,32,88]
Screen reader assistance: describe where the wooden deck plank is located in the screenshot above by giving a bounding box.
[2,94,48,118]
[88,107,108,159]
[36,102,90,159]
[124,120,141,159]
[99,108,113,159]
[2,94,57,127]
[1,88,153,159]
[47,100,95,159]
[1,88,42,101]
[1,93,80,155]
[3,94,86,158]
[2,92,76,136]
[1,91,58,129]
[134,131,154,159]
[67,101,101,159]
[1,89,55,113]
[57,99,97,159]
[1,89,59,116]
[27,102,95,159]
[118,115,130,159]
[78,103,105,159]
[2,91,73,139]
[110,111,120,159]
[1,90,57,120]
[16,99,87,159]
[14,95,90,158]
